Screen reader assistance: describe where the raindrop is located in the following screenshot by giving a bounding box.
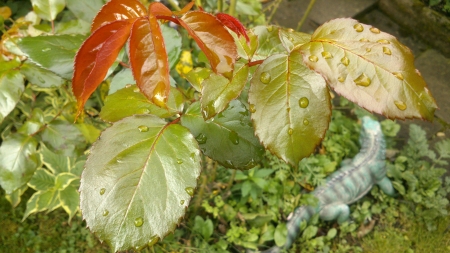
[138,125,149,132]
[303,119,309,126]
[288,36,294,42]
[103,210,109,216]
[195,133,207,144]
[340,56,349,66]
[308,55,318,62]
[260,71,271,84]
[138,108,150,114]
[370,27,380,34]
[354,73,371,87]
[177,159,183,164]
[366,48,371,52]
[244,159,257,169]
[224,160,234,168]
[134,217,144,227]
[338,76,345,83]
[299,97,309,108]
[286,107,291,113]
[249,104,256,113]
[229,131,239,145]
[100,188,106,195]
[288,128,293,135]
[393,72,404,80]
[394,101,407,111]
[125,84,132,88]
[287,28,294,33]
[415,69,422,77]
[180,200,185,205]
[42,48,51,52]
[148,236,160,247]
[359,38,369,42]
[133,87,140,92]
[353,23,364,32]
[377,39,390,44]
[321,51,333,59]
[37,76,45,83]
[185,187,194,196]
[267,26,273,32]
[383,47,392,55]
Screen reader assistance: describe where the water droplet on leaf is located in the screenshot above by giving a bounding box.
[100,188,106,195]
[303,119,309,126]
[366,48,371,52]
[134,217,144,227]
[377,39,390,44]
[148,236,160,247]
[103,210,109,216]
[359,38,369,42]
[125,84,132,88]
[383,47,391,55]
[195,133,207,144]
[267,26,273,32]
[299,97,309,108]
[180,200,185,205]
[394,101,407,111]
[288,128,293,135]
[308,55,318,62]
[37,76,45,83]
[354,73,371,87]
[249,104,256,113]
[42,48,51,52]
[138,125,149,132]
[340,56,349,66]
[177,159,183,164]
[338,76,345,82]
[133,87,140,92]
[185,187,194,196]
[393,72,404,80]
[229,131,239,145]
[353,23,364,32]
[321,51,333,59]
[370,27,380,34]
[260,71,271,84]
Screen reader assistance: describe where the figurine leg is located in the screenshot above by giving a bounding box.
[319,204,350,224]
[377,177,395,196]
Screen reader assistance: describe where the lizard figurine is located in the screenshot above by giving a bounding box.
[261,116,395,253]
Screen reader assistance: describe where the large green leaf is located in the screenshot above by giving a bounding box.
[300,18,437,121]
[66,0,103,22]
[181,100,264,169]
[201,62,249,119]
[249,51,331,165]
[17,34,86,79]
[80,115,201,252]
[59,185,79,222]
[100,85,184,122]
[40,120,85,156]
[20,60,64,88]
[28,168,55,192]
[31,0,65,21]
[161,24,182,70]
[40,144,70,174]
[0,134,40,194]
[251,26,287,60]
[0,69,24,123]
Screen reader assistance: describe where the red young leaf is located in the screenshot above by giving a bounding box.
[216,13,249,43]
[91,0,147,32]
[178,11,237,78]
[73,20,134,116]
[148,2,173,17]
[129,15,170,108]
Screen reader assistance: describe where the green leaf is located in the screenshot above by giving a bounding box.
[241,181,252,197]
[299,18,437,121]
[65,0,103,22]
[251,26,286,60]
[0,134,39,194]
[201,62,248,119]
[41,144,70,174]
[193,216,213,240]
[249,51,331,165]
[435,139,450,159]
[302,225,318,240]
[55,19,91,35]
[108,68,135,95]
[100,85,184,122]
[40,120,85,156]
[75,123,101,144]
[59,185,79,222]
[31,0,65,21]
[5,184,28,208]
[0,69,25,124]
[80,114,201,252]
[22,192,40,220]
[161,24,182,69]
[17,34,86,79]
[185,67,211,92]
[274,223,287,247]
[278,28,311,53]
[181,100,264,169]
[327,228,337,239]
[28,168,55,191]
[20,60,64,88]
[55,172,79,190]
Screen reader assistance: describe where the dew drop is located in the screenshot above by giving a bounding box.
[138,125,149,132]
[249,104,256,113]
[42,48,51,52]
[100,188,106,195]
[267,26,273,32]
[260,71,271,84]
[125,84,132,88]
[393,72,404,80]
[359,38,369,42]
[138,108,150,114]
[340,56,349,66]
[370,27,380,34]
[180,200,185,205]
[103,210,109,216]
[37,76,45,83]
[288,128,293,135]
[415,69,422,77]
[321,51,333,59]
[308,55,318,62]
[224,160,234,167]
[338,76,345,83]
[377,39,390,44]
[383,47,392,55]
[229,131,239,145]
[195,133,207,144]
[177,159,183,164]
[134,217,144,227]
[133,87,140,92]
[303,119,309,126]
[354,73,371,87]
[353,23,364,32]
[366,47,371,52]
[185,187,194,196]
[299,97,309,108]
[148,236,160,247]
[394,101,407,111]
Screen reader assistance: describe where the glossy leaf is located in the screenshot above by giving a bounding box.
[181,100,264,169]
[161,24,182,69]
[72,20,133,115]
[216,13,249,43]
[17,34,86,79]
[80,115,201,251]
[178,11,237,78]
[251,26,286,60]
[249,51,331,165]
[20,60,64,88]
[91,0,147,32]
[129,16,170,107]
[235,30,258,60]
[66,0,104,23]
[300,18,437,121]
[30,0,65,21]
[0,69,24,124]
[278,29,311,53]
[185,67,211,92]
[108,68,135,95]
[100,85,184,122]
[41,144,70,174]
[40,120,85,156]
[201,62,248,119]
[0,134,40,194]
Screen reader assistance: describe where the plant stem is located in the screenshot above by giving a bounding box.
[266,0,283,24]
[167,0,181,11]
[225,169,236,193]
[229,0,237,16]
[217,0,223,13]
[296,0,317,31]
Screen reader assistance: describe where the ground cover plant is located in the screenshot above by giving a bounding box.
[0,0,447,252]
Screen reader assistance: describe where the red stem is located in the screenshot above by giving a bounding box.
[248,59,264,67]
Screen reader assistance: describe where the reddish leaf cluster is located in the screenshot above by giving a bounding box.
[72,0,248,117]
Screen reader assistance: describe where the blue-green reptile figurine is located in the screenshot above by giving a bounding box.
[261,116,395,253]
